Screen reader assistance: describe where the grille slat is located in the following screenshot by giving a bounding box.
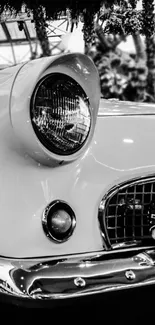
[141,184,144,237]
[133,184,136,239]
[100,177,155,249]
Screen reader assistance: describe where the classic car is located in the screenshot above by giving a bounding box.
[1,52,155,307]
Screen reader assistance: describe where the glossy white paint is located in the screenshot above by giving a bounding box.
[0,63,24,114]
[0,55,155,258]
[99,98,155,115]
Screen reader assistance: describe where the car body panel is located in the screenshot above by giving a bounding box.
[0,107,155,257]
[1,54,155,306]
[0,55,155,258]
[99,98,155,116]
[0,63,24,114]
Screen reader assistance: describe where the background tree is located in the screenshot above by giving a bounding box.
[142,0,155,99]
[32,5,51,57]
[0,0,155,102]
[89,0,154,102]
[0,0,104,56]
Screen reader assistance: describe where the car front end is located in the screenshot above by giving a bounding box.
[1,53,155,307]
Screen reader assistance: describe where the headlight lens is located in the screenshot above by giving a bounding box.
[30,73,91,156]
[50,210,72,234]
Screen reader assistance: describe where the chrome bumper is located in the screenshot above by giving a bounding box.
[1,248,155,306]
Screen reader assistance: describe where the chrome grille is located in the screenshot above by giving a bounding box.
[99,176,155,249]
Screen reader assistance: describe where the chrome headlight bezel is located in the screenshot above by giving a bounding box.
[10,53,100,166]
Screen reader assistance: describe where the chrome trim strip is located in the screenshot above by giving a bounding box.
[98,174,155,250]
[1,248,155,305]
[98,98,155,116]
[98,112,155,117]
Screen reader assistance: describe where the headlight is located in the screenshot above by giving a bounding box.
[30,73,91,156]
[42,200,76,243]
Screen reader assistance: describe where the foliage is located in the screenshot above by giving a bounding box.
[32,6,51,57]
[142,0,155,37]
[90,37,150,102]
[87,0,155,103]
[0,0,104,51]
[0,0,155,103]
[0,1,103,38]
[0,0,104,16]
[142,0,155,98]
[100,5,143,35]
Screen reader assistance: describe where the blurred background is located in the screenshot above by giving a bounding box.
[0,0,155,103]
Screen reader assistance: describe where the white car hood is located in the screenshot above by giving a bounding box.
[99,98,155,116]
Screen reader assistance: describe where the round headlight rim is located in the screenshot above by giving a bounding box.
[42,200,76,243]
[30,72,92,158]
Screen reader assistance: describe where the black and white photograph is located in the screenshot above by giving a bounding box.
[0,0,155,319]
